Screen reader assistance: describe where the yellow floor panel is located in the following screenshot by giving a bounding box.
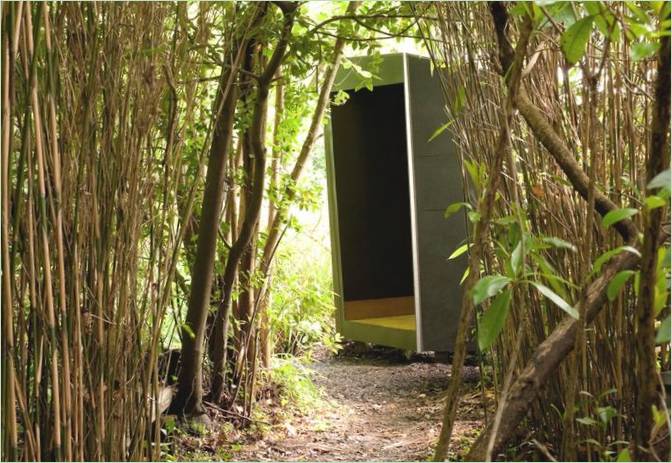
[350,314,416,331]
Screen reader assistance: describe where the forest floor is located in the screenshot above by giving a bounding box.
[172,346,491,461]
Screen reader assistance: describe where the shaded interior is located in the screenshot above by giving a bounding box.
[330,83,415,327]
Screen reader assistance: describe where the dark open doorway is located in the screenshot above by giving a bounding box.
[330,83,416,332]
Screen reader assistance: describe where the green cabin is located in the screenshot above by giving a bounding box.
[324,53,467,352]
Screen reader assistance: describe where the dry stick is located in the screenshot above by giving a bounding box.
[432,93,507,462]
[634,26,670,459]
[487,326,524,462]
[516,91,638,244]
[259,67,286,368]
[137,7,204,452]
[27,151,43,460]
[561,40,605,457]
[12,374,37,459]
[8,5,26,279]
[1,16,19,460]
[267,69,284,230]
[486,13,537,459]
[42,7,73,459]
[564,71,600,461]
[25,4,64,458]
[432,5,532,460]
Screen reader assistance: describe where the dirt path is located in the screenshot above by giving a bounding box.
[227,349,488,461]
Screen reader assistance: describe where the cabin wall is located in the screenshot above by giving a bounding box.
[405,55,466,352]
[326,53,467,352]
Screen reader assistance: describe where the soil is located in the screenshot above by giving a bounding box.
[172,345,491,461]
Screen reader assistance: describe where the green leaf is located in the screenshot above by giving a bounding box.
[182,323,196,339]
[593,246,641,274]
[541,236,577,252]
[472,275,512,306]
[546,2,576,27]
[450,86,467,114]
[530,254,570,299]
[510,2,530,17]
[467,210,481,223]
[661,247,671,270]
[576,416,599,426]
[625,20,650,41]
[601,208,638,229]
[607,270,635,301]
[448,243,470,260]
[654,247,669,316]
[561,16,595,65]
[460,266,470,285]
[494,215,518,226]
[626,2,648,23]
[597,14,621,41]
[584,2,601,16]
[478,290,512,351]
[616,449,632,462]
[648,168,671,190]
[464,159,482,191]
[533,282,579,318]
[429,120,454,142]
[631,41,660,61]
[597,406,618,424]
[444,201,472,219]
[653,404,667,428]
[164,415,177,434]
[511,240,524,276]
[533,0,559,7]
[654,269,668,315]
[656,315,671,344]
[582,438,603,447]
[645,195,667,210]
[586,2,621,41]
[345,59,372,79]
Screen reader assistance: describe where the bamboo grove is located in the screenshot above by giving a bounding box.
[1,1,671,462]
[422,2,670,460]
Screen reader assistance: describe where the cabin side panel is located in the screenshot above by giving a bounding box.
[406,55,467,352]
[324,120,346,333]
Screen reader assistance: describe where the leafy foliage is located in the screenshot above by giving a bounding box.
[268,230,341,357]
[477,289,512,351]
[561,16,595,64]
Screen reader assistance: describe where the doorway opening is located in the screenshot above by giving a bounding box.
[330,83,416,335]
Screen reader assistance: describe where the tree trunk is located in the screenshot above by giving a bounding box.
[634,28,670,459]
[171,48,242,417]
[209,2,298,403]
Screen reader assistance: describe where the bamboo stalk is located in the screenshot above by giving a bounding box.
[2,11,19,460]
